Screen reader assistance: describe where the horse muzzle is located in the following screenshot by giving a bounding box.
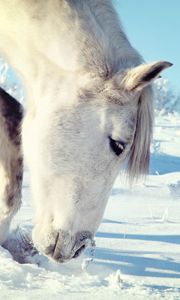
[34,229,94,262]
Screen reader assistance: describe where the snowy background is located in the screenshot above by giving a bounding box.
[0,60,180,300]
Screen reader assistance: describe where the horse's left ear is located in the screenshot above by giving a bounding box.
[122,61,173,91]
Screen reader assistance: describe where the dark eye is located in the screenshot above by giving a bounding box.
[109,137,126,156]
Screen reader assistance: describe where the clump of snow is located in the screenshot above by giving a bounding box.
[105,270,122,289]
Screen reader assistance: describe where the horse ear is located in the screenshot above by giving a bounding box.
[122,61,173,91]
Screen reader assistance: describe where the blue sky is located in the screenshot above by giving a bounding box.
[114,0,180,93]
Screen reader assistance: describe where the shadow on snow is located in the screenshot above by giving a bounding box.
[94,247,180,278]
[96,231,180,245]
[150,153,180,175]
[94,230,180,278]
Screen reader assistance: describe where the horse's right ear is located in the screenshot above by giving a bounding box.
[122,61,173,92]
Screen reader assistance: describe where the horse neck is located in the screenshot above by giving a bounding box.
[0,1,141,101]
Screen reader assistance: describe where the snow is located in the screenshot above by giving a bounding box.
[0,61,180,299]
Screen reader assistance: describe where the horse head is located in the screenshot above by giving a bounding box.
[22,61,171,262]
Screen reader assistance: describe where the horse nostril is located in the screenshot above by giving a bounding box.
[72,231,93,259]
[73,243,86,258]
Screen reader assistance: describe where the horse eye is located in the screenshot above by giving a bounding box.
[109,137,126,156]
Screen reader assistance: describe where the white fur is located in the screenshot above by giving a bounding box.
[0,1,171,261]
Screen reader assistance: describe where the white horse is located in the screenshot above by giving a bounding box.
[0,1,172,262]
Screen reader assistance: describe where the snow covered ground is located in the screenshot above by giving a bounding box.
[0,113,180,300]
